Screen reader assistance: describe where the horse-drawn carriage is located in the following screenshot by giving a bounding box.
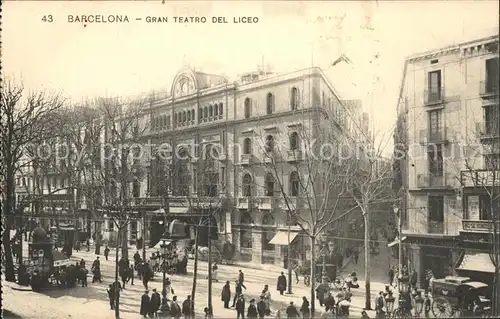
[430,276,492,318]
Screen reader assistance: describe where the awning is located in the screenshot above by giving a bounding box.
[153,239,172,250]
[269,231,299,245]
[456,251,495,273]
[387,236,407,248]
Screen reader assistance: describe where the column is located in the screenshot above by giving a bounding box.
[252,229,262,264]
[412,246,422,288]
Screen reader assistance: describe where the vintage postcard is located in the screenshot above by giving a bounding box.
[2,0,499,318]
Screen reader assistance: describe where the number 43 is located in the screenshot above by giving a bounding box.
[42,15,53,23]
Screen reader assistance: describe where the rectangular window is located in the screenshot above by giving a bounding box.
[427,70,442,101]
[428,110,443,140]
[428,196,444,233]
[486,57,499,93]
[484,104,500,136]
[428,145,443,176]
[61,178,65,188]
[109,220,114,231]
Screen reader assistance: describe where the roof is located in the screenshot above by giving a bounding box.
[463,281,489,289]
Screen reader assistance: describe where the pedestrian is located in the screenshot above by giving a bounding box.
[353,246,359,264]
[388,266,395,286]
[81,265,88,287]
[324,292,335,312]
[257,297,266,319]
[238,269,247,289]
[86,238,90,252]
[293,263,300,284]
[375,291,385,319]
[212,262,219,282]
[140,290,151,318]
[277,271,287,295]
[410,269,418,290]
[91,256,102,283]
[129,264,135,285]
[79,258,85,268]
[300,297,310,319]
[221,280,231,309]
[261,285,271,315]
[236,295,246,319]
[424,294,431,318]
[204,307,213,319]
[232,280,243,307]
[315,278,329,307]
[361,310,370,319]
[151,288,161,317]
[107,284,116,310]
[182,295,193,319]
[75,241,81,252]
[286,301,300,318]
[170,296,181,319]
[104,245,110,261]
[247,298,258,319]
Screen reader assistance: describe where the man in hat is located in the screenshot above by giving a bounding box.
[140,290,151,318]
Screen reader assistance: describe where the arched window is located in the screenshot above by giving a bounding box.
[219,103,223,116]
[244,98,251,119]
[204,107,208,119]
[173,148,190,196]
[166,115,171,128]
[291,87,299,110]
[132,179,141,198]
[173,113,177,126]
[290,132,299,150]
[243,138,252,154]
[265,173,274,196]
[265,135,274,153]
[266,93,274,115]
[240,211,253,249]
[209,105,214,118]
[290,171,300,196]
[262,212,275,226]
[191,110,195,122]
[187,111,191,122]
[242,174,253,197]
[214,104,219,116]
[183,111,187,123]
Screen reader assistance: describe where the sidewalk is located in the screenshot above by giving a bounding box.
[1,276,32,292]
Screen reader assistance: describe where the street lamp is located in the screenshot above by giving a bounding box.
[160,238,168,299]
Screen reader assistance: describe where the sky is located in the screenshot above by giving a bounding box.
[3,0,499,152]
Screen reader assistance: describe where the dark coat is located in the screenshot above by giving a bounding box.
[235,283,243,295]
[257,300,266,317]
[140,294,151,315]
[277,275,287,291]
[300,300,310,318]
[151,292,161,311]
[239,272,245,283]
[182,299,192,315]
[236,298,246,313]
[410,272,418,285]
[286,305,300,318]
[221,284,231,302]
[170,302,181,318]
[247,304,258,318]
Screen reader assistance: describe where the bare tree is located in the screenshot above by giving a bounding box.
[1,78,63,282]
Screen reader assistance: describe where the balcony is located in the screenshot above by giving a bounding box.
[286,150,303,162]
[479,80,499,98]
[476,121,500,141]
[460,169,500,187]
[419,128,448,144]
[462,219,500,232]
[428,221,444,234]
[257,196,281,210]
[416,173,454,188]
[280,197,305,210]
[241,154,253,166]
[236,197,253,210]
[424,87,445,106]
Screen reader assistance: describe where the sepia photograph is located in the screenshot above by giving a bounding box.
[1,0,499,318]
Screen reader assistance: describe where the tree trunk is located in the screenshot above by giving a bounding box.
[121,226,129,260]
[364,212,372,310]
[94,221,102,255]
[191,225,200,308]
[2,217,16,282]
[115,227,121,319]
[310,236,316,315]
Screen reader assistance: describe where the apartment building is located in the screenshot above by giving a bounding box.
[15,65,370,265]
[396,34,499,284]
